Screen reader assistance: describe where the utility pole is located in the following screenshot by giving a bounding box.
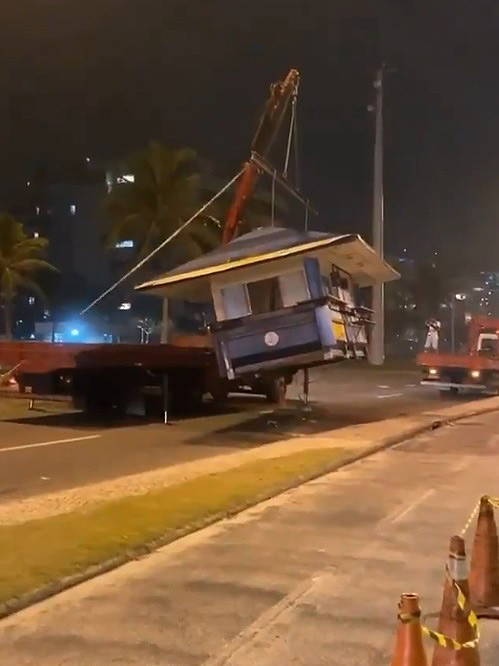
[369,66,385,366]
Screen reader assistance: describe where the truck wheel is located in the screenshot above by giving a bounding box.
[171,385,203,413]
[210,386,229,408]
[84,394,124,416]
[440,388,458,397]
[265,377,287,406]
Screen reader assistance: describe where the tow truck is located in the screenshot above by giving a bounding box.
[417,315,499,394]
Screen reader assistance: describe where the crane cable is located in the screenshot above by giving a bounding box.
[80,168,244,315]
[283,88,298,181]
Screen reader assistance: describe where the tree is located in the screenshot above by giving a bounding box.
[105,142,289,272]
[0,213,56,339]
[105,142,219,268]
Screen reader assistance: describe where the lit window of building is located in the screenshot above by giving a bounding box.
[115,240,134,249]
[28,296,35,306]
[34,232,39,238]
[70,204,77,215]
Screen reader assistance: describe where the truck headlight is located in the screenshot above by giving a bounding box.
[470,370,481,380]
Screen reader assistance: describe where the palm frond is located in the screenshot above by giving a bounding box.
[11,259,58,274]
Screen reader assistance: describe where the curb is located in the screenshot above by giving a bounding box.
[1,397,499,620]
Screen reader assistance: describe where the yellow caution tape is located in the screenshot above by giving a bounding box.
[460,499,481,537]
[460,494,499,536]
[485,495,499,508]
[399,575,479,651]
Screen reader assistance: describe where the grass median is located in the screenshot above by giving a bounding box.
[0,446,346,614]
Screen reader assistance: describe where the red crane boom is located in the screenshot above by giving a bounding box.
[222,69,300,244]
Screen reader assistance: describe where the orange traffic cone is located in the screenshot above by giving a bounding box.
[469,496,499,618]
[431,535,480,666]
[391,593,428,666]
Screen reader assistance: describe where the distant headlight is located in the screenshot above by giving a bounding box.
[470,370,481,380]
[428,368,439,376]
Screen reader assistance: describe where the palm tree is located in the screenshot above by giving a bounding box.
[105,142,219,267]
[106,142,289,270]
[0,213,56,339]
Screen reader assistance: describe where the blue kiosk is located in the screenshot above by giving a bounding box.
[136,227,399,380]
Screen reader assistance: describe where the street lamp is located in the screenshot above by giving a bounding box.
[450,293,466,352]
[369,66,385,365]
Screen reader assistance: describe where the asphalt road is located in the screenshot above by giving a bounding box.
[0,367,484,504]
[2,406,499,664]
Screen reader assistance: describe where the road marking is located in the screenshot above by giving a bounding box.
[406,384,417,388]
[389,489,435,524]
[0,434,101,454]
[201,570,325,666]
[377,385,390,389]
[201,484,436,666]
[376,392,403,399]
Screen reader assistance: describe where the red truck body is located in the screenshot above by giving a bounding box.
[417,316,499,393]
[0,336,225,412]
[0,334,289,412]
[0,336,212,375]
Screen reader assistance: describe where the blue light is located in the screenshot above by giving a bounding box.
[71,328,80,337]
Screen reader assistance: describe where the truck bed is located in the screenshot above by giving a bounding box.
[416,351,499,370]
[417,351,499,392]
[0,336,214,376]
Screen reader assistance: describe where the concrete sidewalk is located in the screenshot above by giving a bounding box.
[2,394,499,525]
[1,408,499,664]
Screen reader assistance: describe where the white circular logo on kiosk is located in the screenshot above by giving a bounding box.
[264,331,279,347]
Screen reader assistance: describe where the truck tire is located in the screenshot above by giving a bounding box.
[168,370,204,413]
[265,377,287,406]
[82,393,126,417]
[210,385,229,408]
[439,387,458,397]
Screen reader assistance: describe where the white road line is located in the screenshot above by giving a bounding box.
[201,485,434,666]
[390,489,435,524]
[376,392,403,399]
[377,385,390,389]
[0,434,101,454]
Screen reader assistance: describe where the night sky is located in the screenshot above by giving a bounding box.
[2,1,499,270]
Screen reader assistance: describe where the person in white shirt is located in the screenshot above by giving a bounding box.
[424,318,441,351]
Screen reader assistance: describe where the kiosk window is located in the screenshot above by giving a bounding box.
[279,270,309,306]
[247,277,283,314]
[221,284,251,319]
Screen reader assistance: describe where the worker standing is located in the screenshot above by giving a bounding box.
[424,318,441,351]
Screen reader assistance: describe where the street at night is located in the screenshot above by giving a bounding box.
[2,402,499,664]
[3,2,499,664]
[0,367,477,507]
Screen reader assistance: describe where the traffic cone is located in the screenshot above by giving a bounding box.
[391,593,428,666]
[469,496,499,618]
[431,535,480,666]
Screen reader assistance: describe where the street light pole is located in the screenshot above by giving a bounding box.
[369,66,385,365]
[450,293,466,353]
[450,299,455,353]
